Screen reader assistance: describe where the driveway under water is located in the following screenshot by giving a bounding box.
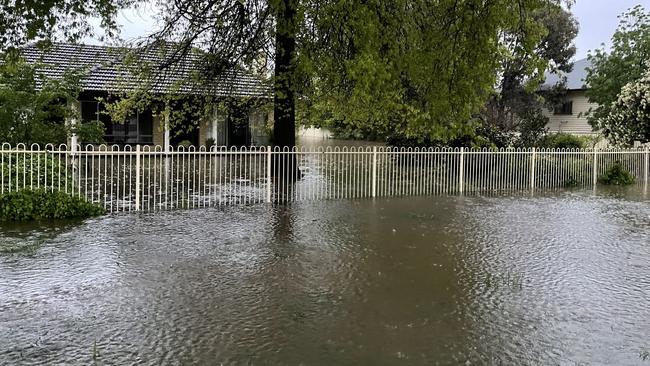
[1,188,649,365]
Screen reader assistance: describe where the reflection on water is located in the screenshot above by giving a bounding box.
[1,188,649,365]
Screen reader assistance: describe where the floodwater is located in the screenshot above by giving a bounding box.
[1,188,649,365]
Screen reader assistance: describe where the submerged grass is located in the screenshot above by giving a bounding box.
[0,238,44,254]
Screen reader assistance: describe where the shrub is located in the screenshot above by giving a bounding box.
[598,161,636,185]
[386,125,513,149]
[0,189,105,221]
[1,152,73,189]
[205,137,216,149]
[563,176,579,188]
[177,140,193,149]
[538,133,586,149]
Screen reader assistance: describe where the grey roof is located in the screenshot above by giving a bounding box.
[21,43,271,98]
[541,58,592,91]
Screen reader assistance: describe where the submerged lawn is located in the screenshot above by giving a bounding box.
[1,187,649,365]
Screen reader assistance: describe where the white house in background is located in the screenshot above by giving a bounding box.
[541,58,599,136]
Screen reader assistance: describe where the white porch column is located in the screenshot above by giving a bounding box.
[164,104,171,153]
[211,106,219,143]
[67,99,80,152]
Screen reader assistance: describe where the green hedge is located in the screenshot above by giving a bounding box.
[538,133,586,149]
[1,152,74,189]
[598,161,636,185]
[0,189,105,221]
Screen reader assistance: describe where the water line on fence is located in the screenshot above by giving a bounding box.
[1,144,648,211]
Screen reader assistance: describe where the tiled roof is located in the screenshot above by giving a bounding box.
[541,58,592,91]
[21,43,271,98]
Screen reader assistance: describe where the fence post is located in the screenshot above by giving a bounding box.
[592,149,599,188]
[643,146,650,191]
[372,146,377,198]
[459,147,465,194]
[266,146,272,203]
[530,147,536,192]
[135,144,141,211]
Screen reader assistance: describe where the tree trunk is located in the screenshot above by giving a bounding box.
[272,0,297,149]
[270,0,299,185]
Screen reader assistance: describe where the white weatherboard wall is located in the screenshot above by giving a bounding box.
[544,90,597,135]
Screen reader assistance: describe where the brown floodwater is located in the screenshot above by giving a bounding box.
[1,187,649,365]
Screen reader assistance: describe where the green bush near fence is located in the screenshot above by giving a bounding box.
[1,152,73,189]
[0,189,105,221]
[538,133,586,149]
[598,161,636,186]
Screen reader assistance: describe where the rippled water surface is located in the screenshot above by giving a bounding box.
[1,188,649,365]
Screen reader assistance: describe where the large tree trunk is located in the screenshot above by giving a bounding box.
[272,0,297,148]
[270,0,299,186]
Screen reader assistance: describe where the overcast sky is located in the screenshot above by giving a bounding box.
[571,0,649,60]
[106,0,650,61]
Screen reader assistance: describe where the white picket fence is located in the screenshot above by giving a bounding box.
[1,143,648,212]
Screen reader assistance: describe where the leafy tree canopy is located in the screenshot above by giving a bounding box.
[0,53,104,146]
[479,4,578,148]
[300,0,576,145]
[585,5,650,145]
[0,0,133,52]
[129,0,571,147]
[599,64,650,145]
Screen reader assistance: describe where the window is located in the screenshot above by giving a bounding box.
[554,101,573,115]
[79,100,152,144]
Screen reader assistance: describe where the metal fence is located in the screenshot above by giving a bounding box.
[1,143,648,212]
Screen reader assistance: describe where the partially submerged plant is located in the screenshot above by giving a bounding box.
[0,189,105,221]
[563,176,579,188]
[640,348,650,362]
[0,238,44,254]
[598,161,636,185]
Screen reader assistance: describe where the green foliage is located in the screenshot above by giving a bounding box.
[480,4,578,144]
[0,189,105,221]
[513,109,554,147]
[1,152,74,189]
[300,0,571,143]
[205,138,216,149]
[538,133,586,149]
[598,161,636,185]
[99,63,266,142]
[0,54,103,145]
[177,140,193,149]
[585,5,650,146]
[73,120,107,144]
[0,0,130,52]
[0,238,44,254]
[598,66,650,145]
[141,0,569,146]
[387,123,513,149]
[563,176,579,188]
[640,348,650,361]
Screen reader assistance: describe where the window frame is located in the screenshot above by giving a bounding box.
[78,99,153,144]
[553,100,573,116]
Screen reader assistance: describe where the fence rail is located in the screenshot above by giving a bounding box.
[1,143,648,212]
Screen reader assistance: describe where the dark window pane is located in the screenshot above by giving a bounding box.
[138,110,153,143]
[554,101,573,115]
[126,114,139,144]
[138,110,153,135]
[80,101,98,122]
